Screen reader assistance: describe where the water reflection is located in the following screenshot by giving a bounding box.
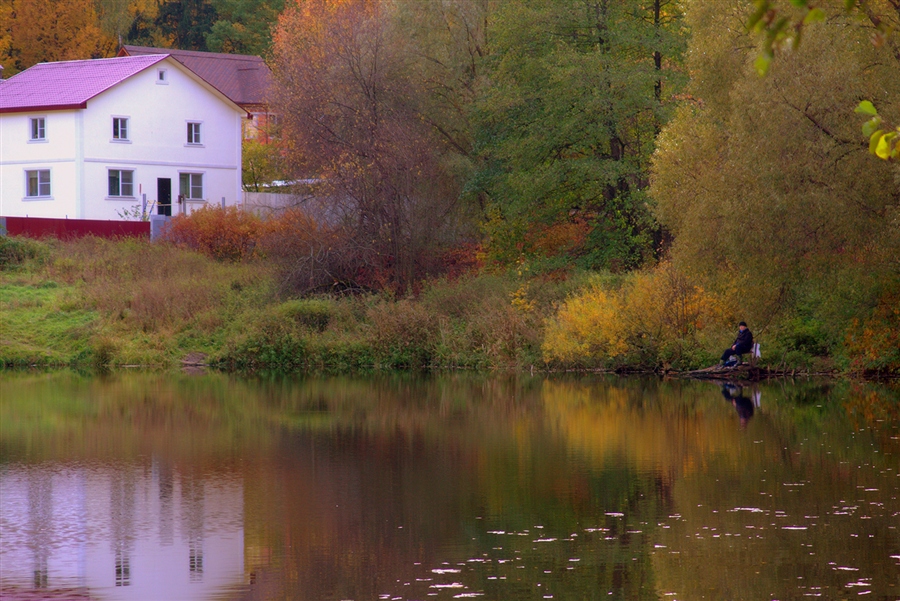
[719,382,758,427]
[0,461,243,600]
[1,372,898,600]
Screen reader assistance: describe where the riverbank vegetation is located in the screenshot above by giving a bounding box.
[1,221,896,375]
[1,0,898,376]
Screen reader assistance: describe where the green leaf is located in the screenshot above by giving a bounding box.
[772,16,791,39]
[861,117,882,137]
[854,100,879,116]
[788,0,809,6]
[803,8,826,24]
[844,0,856,10]
[748,1,771,31]
[755,52,772,76]
[869,130,885,155]
[875,132,897,160]
[792,26,803,49]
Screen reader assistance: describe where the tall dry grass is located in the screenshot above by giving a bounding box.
[44,236,273,364]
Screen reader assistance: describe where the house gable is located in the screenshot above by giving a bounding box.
[0,55,168,114]
[117,45,270,110]
[0,55,247,119]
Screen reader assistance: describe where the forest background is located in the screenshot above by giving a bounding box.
[1,0,898,375]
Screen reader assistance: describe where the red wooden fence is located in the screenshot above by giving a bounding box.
[1,216,149,239]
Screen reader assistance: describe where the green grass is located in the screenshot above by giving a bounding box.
[0,279,98,366]
[1,236,276,369]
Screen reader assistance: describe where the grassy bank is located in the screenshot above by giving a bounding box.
[1,235,897,376]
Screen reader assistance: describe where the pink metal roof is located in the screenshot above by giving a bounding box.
[0,55,169,114]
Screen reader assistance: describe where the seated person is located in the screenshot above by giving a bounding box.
[721,321,753,365]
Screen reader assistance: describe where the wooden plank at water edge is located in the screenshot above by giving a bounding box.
[680,363,769,381]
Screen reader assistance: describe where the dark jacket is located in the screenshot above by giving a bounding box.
[733,328,753,353]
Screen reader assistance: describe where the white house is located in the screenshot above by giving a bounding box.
[0,55,247,220]
[117,45,274,143]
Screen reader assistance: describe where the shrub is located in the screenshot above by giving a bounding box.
[543,284,629,365]
[278,298,333,332]
[164,205,265,261]
[0,236,49,270]
[843,288,900,374]
[259,209,354,294]
[542,263,722,369]
[366,298,438,367]
[420,274,514,320]
[419,273,546,368]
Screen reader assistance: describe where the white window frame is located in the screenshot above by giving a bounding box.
[25,169,51,198]
[112,116,130,142]
[108,169,135,198]
[29,117,46,142]
[186,121,202,146]
[179,172,204,201]
[156,68,168,84]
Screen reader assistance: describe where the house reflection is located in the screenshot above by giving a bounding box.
[0,457,243,600]
[26,470,52,589]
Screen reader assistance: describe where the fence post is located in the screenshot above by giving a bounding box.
[222,196,226,209]
[142,193,147,220]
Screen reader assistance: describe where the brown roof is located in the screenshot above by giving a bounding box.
[118,45,270,108]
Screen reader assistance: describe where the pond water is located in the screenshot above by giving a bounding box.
[1,372,898,601]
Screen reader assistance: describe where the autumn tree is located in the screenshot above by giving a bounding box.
[270,0,470,292]
[93,0,163,47]
[0,0,13,74]
[390,0,489,160]
[2,0,114,75]
[242,138,288,191]
[469,0,686,272]
[651,0,899,356]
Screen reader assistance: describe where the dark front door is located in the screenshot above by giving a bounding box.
[157,178,172,216]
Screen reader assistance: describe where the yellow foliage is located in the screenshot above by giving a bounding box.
[543,262,723,364]
[626,261,724,342]
[0,0,12,73]
[510,282,535,314]
[3,0,115,74]
[542,283,629,361]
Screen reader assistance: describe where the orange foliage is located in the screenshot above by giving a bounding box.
[843,290,900,374]
[440,243,484,280]
[524,220,590,257]
[163,206,267,262]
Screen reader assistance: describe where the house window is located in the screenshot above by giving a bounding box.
[30,117,46,141]
[26,169,51,197]
[157,69,168,84]
[112,117,129,141]
[186,122,202,145]
[179,173,203,200]
[108,169,134,197]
